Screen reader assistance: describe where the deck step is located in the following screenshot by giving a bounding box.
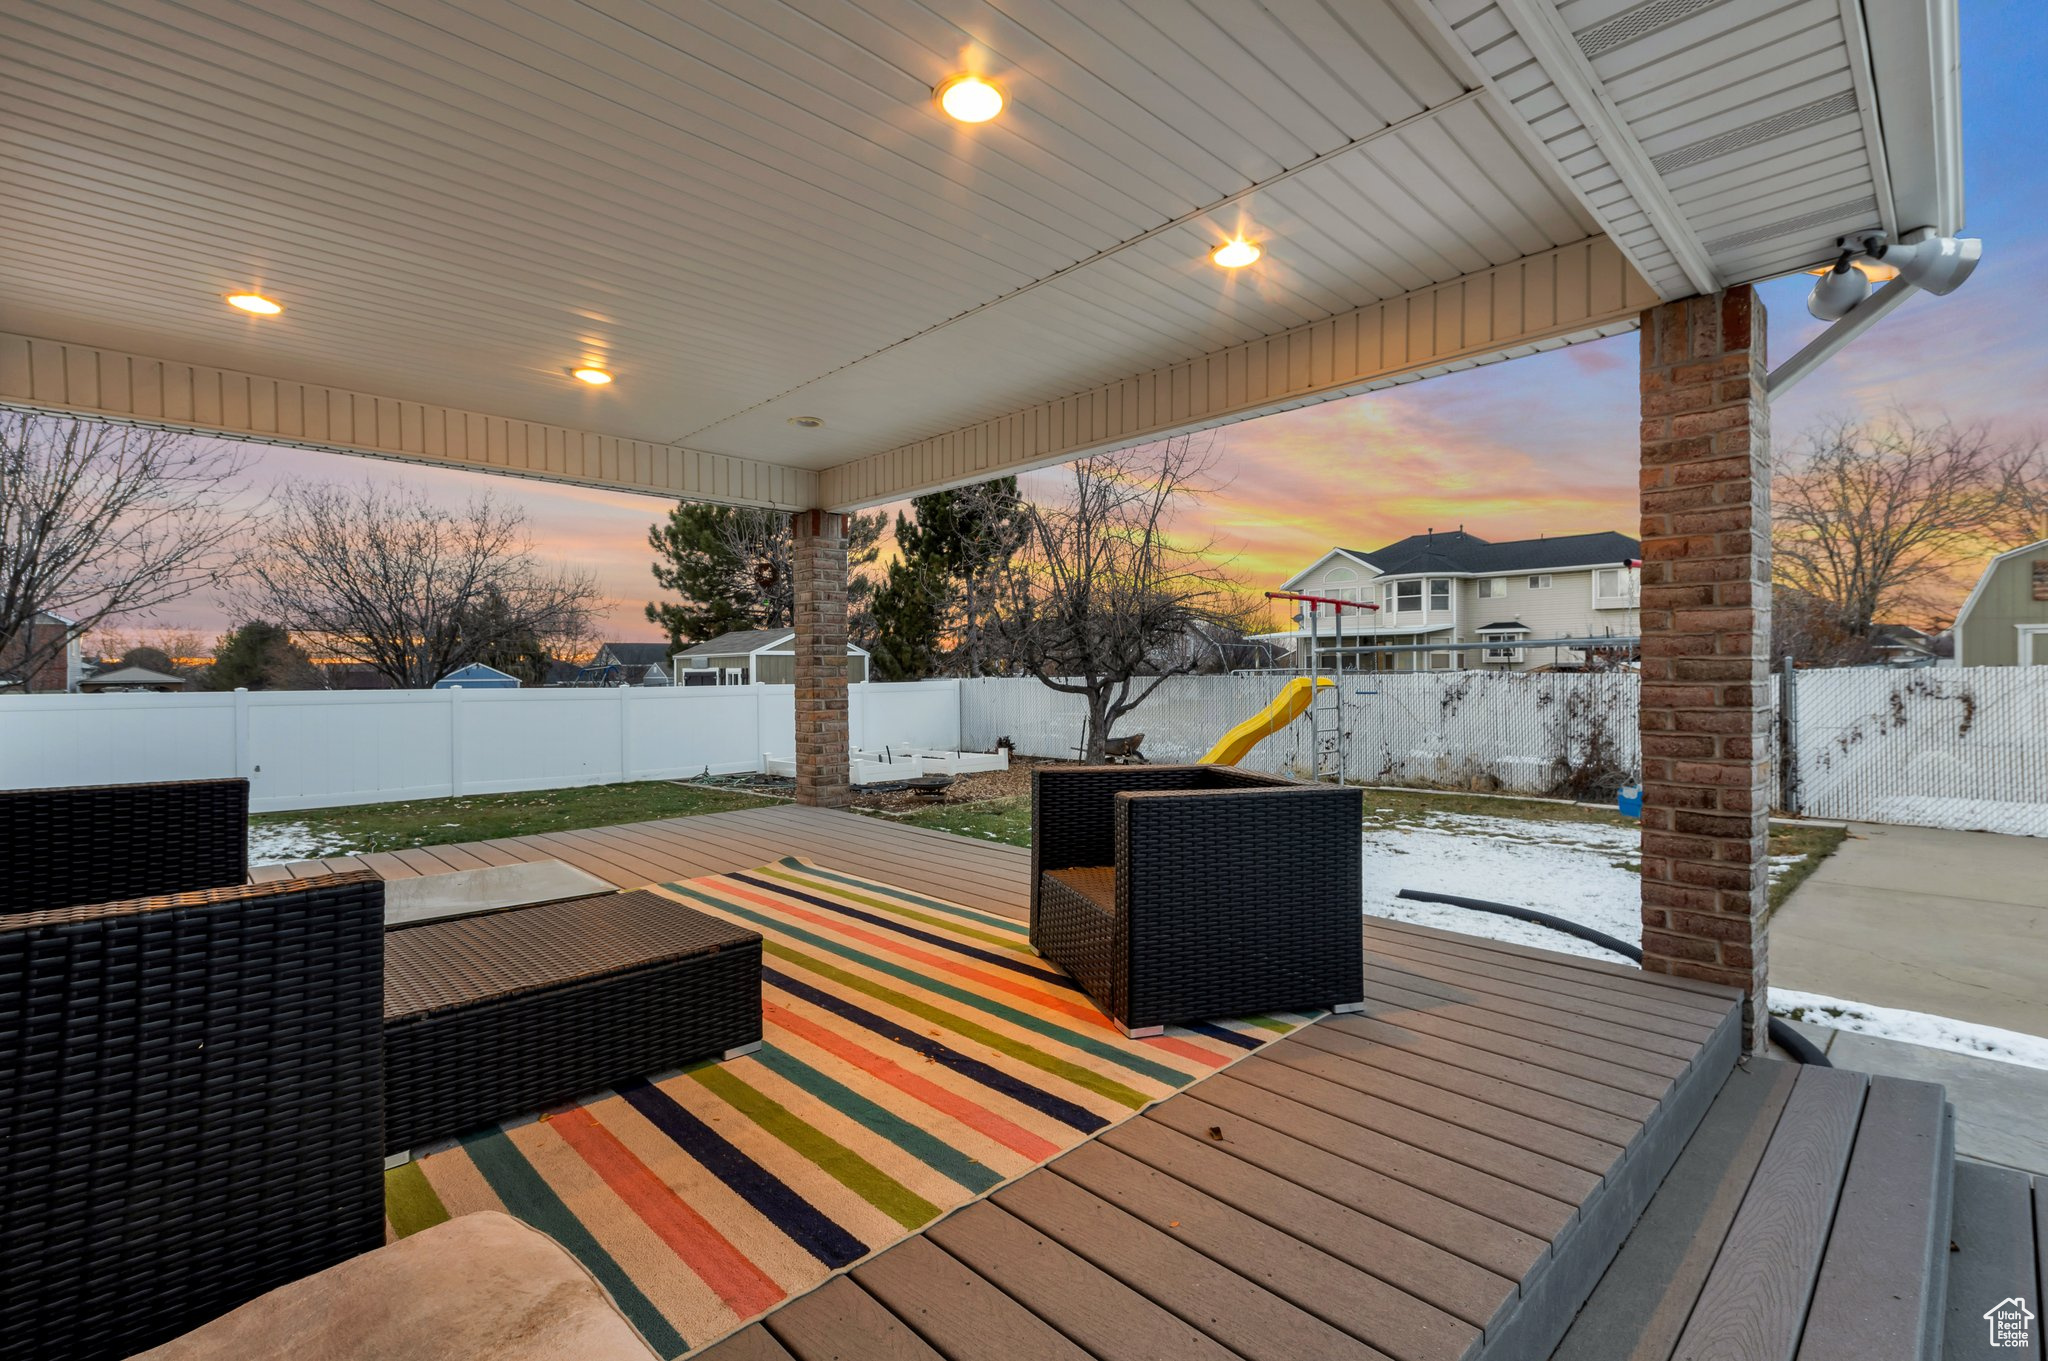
[1797,1078,1955,1361]
[1943,1161,2043,1360]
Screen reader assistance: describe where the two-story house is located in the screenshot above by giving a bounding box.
[1258,529,1641,672]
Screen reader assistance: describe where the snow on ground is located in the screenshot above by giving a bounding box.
[1363,811,2048,1071]
[248,822,357,866]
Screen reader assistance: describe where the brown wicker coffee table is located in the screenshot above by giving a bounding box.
[383,890,762,1155]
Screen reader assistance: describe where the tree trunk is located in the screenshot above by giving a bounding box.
[1083,686,1114,763]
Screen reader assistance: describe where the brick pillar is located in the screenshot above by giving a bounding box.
[1638,286,1772,1051]
[791,509,851,809]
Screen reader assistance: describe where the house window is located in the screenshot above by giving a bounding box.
[1477,578,1505,599]
[1482,633,1525,662]
[1426,650,1456,671]
[1390,580,1422,611]
[1429,579,1451,611]
[1594,568,1632,605]
[1526,574,1552,590]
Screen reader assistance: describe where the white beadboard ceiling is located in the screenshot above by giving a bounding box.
[0,0,1960,497]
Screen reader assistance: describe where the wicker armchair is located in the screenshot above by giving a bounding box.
[1030,764,1365,1036]
[0,780,385,1361]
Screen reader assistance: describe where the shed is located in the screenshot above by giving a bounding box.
[1954,538,2048,666]
[77,664,187,693]
[434,663,521,689]
[672,628,870,685]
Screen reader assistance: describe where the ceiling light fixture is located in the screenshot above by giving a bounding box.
[226,293,282,315]
[1211,237,1261,269]
[571,367,613,385]
[936,74,1003,124]
[788,415,825,428]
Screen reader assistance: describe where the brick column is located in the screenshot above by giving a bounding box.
[1638,286,1772,1051]
[791,509,851,809]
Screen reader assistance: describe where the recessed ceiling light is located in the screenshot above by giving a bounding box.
[789,415,825,428]
[226,293,282,315]
[936,74,1003,124]
[571,367,613,385]
[1211,237,1261,269]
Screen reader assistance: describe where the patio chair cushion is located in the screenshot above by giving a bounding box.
[1042,865,1115,911]
[129,1211,659,1361]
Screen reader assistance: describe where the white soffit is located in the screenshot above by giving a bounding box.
[1427,0,1961,297]
[1,0,1599,477]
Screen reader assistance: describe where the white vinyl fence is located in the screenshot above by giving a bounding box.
[962,667,2048,838]
[0,682,960,813]
[4,668,2043,835]
[960,672,1642,796]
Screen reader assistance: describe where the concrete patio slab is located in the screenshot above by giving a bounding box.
[1779,1026,2048,1178]
[1770,821,2048,1038]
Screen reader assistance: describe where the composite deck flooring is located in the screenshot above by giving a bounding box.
[271,805,1744,1360]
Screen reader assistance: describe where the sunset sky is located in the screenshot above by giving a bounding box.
[146,0,2043,649]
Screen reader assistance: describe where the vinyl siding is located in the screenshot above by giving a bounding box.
[1957,551,2048,666]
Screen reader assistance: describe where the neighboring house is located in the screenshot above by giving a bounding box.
[582,642,675,687]
[1867,623,1942,667]
[1256,529,1641,673]
[77,664,187,693]
[1954,538,2048,667]
[434,662,521,689]
[673,627,872,685]
[0,611,85,694]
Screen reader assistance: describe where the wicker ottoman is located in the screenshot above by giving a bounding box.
[383,891,762,1154]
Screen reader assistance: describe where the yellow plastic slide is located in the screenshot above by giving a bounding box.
[1200,676,1332,765]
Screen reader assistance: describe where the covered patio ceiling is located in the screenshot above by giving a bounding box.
[0,0,1960,512]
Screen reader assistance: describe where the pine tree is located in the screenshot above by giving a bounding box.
[646,504,889,650]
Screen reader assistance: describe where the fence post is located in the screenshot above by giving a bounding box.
[619,684,633,784]
[232,687,252,780]
[1778,656,1800,814]
[448,685,465,797]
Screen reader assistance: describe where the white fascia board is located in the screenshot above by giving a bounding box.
[1862,0,1964,235]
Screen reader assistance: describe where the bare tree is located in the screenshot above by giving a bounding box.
[241,483,602,688]
[1772,412,2011,644]
[1992,438,2048,547]
[996,435,1258,760]
[0,412,251,688]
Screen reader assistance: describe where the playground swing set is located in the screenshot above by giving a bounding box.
[1198,590,1368,779]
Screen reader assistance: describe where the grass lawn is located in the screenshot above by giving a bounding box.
[251,781,781,860]
[890,786,1845,911]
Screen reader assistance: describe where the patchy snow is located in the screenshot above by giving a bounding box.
[1361,813,1643,961]
[1771,990,2048,1072]
[1362,811,2048,1072]
[248,822,358,866]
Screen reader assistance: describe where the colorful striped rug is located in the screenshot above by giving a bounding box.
[384,858,1314,1357]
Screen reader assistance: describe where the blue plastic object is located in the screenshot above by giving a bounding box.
[1616,784,1644,818]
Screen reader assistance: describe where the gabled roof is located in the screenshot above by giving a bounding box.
[1279,548,1381,592]
[598,642,675,667]
[1346,530,1640,577]
[674,628,796,658]
[1954,537,2048,629]
[78,664,185,687]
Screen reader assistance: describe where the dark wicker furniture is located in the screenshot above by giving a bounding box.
[2,847,385,1361]
[1031,764,1364,1035]
[0,776,249,911]
[383,890,763,1153]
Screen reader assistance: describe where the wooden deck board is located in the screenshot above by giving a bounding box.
[268,805,1742,1361]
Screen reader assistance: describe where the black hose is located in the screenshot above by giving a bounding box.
[1393,888,1829,1066]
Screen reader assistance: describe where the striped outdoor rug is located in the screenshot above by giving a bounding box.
[383,857,1313,1357]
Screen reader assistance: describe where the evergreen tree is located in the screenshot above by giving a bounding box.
[871,478,1025,677]
[646,504,887,650]
[866,557,946,680]
[202,621,318,690]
